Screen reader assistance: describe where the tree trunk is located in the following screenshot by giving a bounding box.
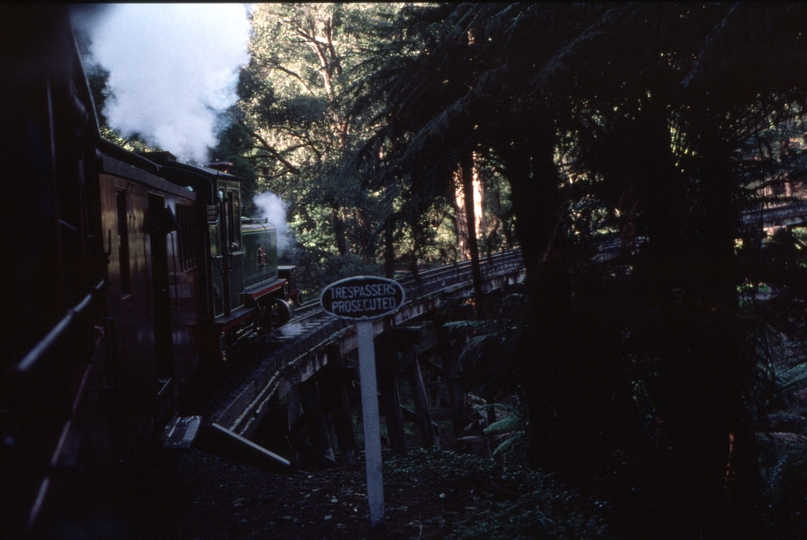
[331,203,348,255]
[496,121,564,471]
[460,152,485,317]
[629,97,759,537]
[384,215,395,278]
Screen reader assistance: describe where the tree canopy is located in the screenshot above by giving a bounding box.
[222,4,402,277]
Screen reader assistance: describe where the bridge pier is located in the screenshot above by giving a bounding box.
[377,337,407,454]
[319,362,358,465]
[435,322,468,441]
[298,378,336,463]
[406,355,436,447]
[287,386,301,435]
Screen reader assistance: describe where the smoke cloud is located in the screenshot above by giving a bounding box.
[78,4,251,163]
[254,192,293,255]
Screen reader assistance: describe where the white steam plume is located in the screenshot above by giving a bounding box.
[254,192,292,255]
[82,4,250,163]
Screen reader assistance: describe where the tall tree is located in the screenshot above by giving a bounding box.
[234,3,400,267]
[354,3,548,307]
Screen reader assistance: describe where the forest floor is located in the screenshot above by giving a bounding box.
[98,337,608,540]
[110,447,521,540]
[109,346,504,539]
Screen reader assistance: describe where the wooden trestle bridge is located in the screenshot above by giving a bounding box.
[742,201,807,232]
[161,202,807,470]
[163,250,526,469]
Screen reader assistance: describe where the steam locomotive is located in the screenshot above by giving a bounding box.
[1,7,297,535]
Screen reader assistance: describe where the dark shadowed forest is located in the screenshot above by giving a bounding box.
[79,3,807,538]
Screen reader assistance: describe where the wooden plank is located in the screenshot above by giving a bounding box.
[198,423,291,471]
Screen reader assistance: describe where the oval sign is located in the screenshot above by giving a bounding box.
[320,275,405,320]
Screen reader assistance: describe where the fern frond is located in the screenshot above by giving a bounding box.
[774,361,807,395]
[443,320,488,332]
[465,334,494,348]
[491,432,526,456]
[757,431,807,448]
[484,415,525,435]
[758,412,807,432]
[456,435,487,444]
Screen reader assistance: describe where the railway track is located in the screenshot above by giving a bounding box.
[170,250,525,463]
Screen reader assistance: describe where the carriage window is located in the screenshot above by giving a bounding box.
[116,190,132,295]
[209,223,219,258]
[175,203,196,271]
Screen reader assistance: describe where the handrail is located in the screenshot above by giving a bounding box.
[12,280,106,376]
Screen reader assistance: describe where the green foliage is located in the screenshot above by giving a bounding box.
[292,250,382,300]
[765,454,807,538]
[440,288,528,399]
[321,252,382,282]
[737,221,807,538]
[481,402,528,460]
[753,355,807,537]
[227,3,404,269]
[75,3,807,537]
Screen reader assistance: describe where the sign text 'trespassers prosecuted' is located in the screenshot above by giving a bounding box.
[320,276,405,320]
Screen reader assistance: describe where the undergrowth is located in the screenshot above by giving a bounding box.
[384,448,609,539]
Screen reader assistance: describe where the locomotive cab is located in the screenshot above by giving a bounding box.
[208,178,244,319]
[241,216,294,327]
[141,152,296,361]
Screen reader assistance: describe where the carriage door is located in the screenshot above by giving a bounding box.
[147,193,173,380]
[225,186,244,313]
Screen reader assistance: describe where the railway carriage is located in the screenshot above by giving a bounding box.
[1,7,295,534]
[95,142,202,454]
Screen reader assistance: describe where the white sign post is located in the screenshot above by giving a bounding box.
[320,276,405,527]
[356,319,383,525]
